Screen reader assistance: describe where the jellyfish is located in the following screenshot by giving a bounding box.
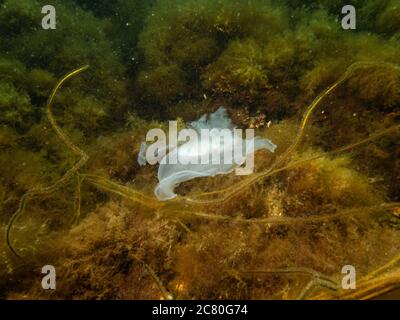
[138,107,276,200]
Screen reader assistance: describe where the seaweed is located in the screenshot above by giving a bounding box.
[376,0,400,34]
[2,0,400,300]
[4,61,400,299]
[135,0,289,113]
[0,80,32,127]
[0,0,132,136]
[202,39,271,103]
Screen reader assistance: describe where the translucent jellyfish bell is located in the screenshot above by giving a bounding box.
[139,107,277,201]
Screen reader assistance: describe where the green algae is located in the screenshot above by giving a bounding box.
[4,61,400,300]
[1,0,400,300]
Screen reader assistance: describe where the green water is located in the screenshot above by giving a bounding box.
[0,0,399,300]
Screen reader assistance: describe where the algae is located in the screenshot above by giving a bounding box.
[1,0,400,300]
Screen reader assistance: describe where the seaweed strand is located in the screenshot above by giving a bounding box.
[6,66,90,259]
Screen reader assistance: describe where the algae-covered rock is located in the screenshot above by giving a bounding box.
[136,0,288,110]
[347,65,400,108]
[0,0,131,134]
[0,80,32,128]
[136,64,188,105]
[202,39,271,102]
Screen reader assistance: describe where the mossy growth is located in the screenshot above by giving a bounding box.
[202,39,271,103]
[0,80,32,128]
[135,0,289,112]
[0,0,133,135]
[283,150,384,215]
[347,65,400,109]
[28,68,56,98]
[74,0,154,68]
[1,0,400,300]
[376,0,400,34]
[135,0,400,120]
[135,64,188,107]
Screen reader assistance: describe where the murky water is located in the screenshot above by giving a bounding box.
[0,0,399,300]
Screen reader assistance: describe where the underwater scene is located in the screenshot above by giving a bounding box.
[0,0,400,300]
